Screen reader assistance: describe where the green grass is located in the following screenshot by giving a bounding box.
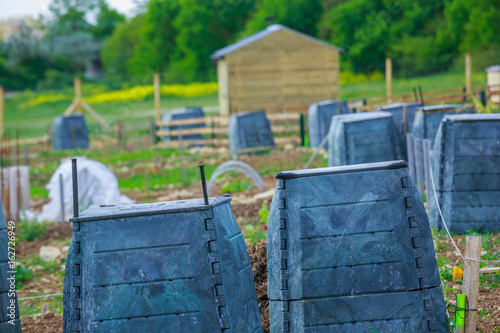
[4,90,219,139]
[4,69,491,140]
[339,70,488,100]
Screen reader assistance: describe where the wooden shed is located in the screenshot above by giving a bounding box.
[211,25,342,115]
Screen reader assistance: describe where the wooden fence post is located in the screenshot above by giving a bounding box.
[465,53,471,94]
[385,58,393,104]
[154,73,161,122]
[74,77,82,113]
[462,235,481,333]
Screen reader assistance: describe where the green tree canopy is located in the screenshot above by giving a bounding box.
[128,0,180,78]
[93,1,126,40]
[101,15,144,81]
[171,0,254,82]
[243,0,322,37]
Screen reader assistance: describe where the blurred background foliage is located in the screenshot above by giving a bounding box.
[1,0,500,91]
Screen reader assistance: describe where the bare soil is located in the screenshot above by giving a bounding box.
[17,149,500,332]
[21,312,63,333]
[248,241,269,333]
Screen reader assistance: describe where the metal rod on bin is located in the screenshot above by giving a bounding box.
[198,164,209,205]
[72,158,79,218]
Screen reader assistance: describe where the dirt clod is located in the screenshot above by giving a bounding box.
[248,240,269,333]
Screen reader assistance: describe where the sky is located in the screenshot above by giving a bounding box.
[0,0,138,20]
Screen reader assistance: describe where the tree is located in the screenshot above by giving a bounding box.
[318,0,386,73]
[93,1,126,41]
[438,0,500,53]
[46,0,101,19]
[243,0,322,37]
[129,0,180,78]
[172,0,254,82]
[101,15,144,80]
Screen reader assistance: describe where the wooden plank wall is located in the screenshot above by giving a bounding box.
[223,30,339,114]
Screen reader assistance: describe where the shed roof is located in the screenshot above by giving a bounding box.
[210,24,342,60]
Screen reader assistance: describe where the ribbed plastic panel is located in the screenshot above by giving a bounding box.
[0,206,22,332]
[63,196,262,333]
[161,107,205,142]
[328,112,404,166]
[428,114,500,233]
[228,110,275,153]
[268,161,448,332]
[307,100,349,148]
[377,102,424,134]
[53,115,89,151]
[408,105,475,193]
[412,105,475,140]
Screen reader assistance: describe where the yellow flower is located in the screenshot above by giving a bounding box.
[452,265,463,281]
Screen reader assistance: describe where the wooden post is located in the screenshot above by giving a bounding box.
[402,103,408,134]
[465,53,471,94]
[74,77,82,113]
[462,235,481,333]
[154,73,161,122]
[0,86,4,139]
[150,120,159,144]
[385,58,393,104]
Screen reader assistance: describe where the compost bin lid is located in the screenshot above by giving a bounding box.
[70,195,231,222]
[276,160,407,179]
[333,111,392,123]
[315,99,345,106]
[443,113,500,122]
[231,110,266,118]
[380,101,423,109]
[419,104,470,113]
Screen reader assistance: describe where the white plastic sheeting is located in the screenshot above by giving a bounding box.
[206,160,265,195]
[38,158,134,222]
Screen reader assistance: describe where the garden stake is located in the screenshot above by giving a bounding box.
[456,294,466,333]
[72,158,79,218]
[299,114,305,146]
[16,129,20,220]
[198,164,209,205]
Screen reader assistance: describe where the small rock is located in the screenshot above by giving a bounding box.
[42,311,54,319]
[39,246,62,262]
[284,143,295,151]
[62,245,69,254]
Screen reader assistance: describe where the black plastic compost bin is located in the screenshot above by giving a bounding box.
[228,110,275,154]
[268,161,448,332]
[408,105,475,192]
[53,115,90,151]
[328,112,404,167]
[308,100,350,148]
[161,107,205,142]
[428,114,500,233]
[63,196,263,333]
[412,105,475,141]
[377,101,424,134]
[0,206,21,332]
